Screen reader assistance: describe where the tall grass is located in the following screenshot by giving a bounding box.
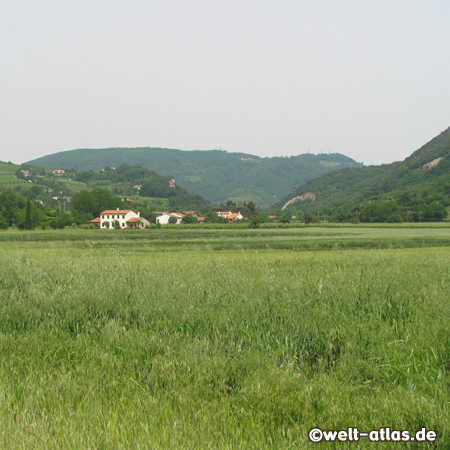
[0,228,449,448]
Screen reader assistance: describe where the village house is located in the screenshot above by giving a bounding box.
[52,169,65,175]
[216,211,244,222]
[156,212,185,225]
[227,212,244,222]
[216,211,233,218]
[92,208,150,229]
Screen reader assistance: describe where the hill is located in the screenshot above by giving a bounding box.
[0,162,211,229]
[277,127,450,222]
[26,148,362,208]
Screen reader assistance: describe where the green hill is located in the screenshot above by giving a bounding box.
[27,148,362,208]
[0,162,210,226]
[277,127,450,222]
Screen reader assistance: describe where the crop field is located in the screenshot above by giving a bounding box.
[1,226,450,449]
[0,162,26,185]
[54,178,89,192]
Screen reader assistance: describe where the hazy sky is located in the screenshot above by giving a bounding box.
[2,1,450,166]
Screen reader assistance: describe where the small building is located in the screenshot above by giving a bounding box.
[90,217,101,228]
[126,216,150,229]
[216,211,233,218]
[227,212,243,222]
[156,212,185,225]
[216,211,244,222]
[52,169,65,175]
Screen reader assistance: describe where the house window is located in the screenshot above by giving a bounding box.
[107,215,110,219]
[122,215,125,219]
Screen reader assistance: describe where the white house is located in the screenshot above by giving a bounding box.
[98,209,150,229]
[216,210,233,218]
[216,211,244,222]
[156,212,185,225]
[226,212,244,222]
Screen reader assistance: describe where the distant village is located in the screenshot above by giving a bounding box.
[90,209,245,229]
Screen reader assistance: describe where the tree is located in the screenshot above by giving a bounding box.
[113,220,121,229]
[168,216,178,225]
[0,188,25,225]
[248,215,266,229]
[25,198,33,230]
[50,212,73,229]
[302,212,320,224]
[181,214,198,224]
[71,188,122,217]
[0,215,8,230]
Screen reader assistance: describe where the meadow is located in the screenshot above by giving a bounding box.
[1,225,450,449]
[0,162,26,186]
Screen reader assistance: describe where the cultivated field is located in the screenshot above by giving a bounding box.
[0,161,26,185]
[1,226,450,449]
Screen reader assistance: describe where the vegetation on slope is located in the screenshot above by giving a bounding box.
[27,148,362,207]
[277,127,450,222]
[0,163,212,229]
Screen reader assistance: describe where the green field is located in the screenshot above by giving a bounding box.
[1,226,449,448]
[0,161,26,185]
[54,178,90,192]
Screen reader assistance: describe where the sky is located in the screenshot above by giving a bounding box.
[1,1,450,166]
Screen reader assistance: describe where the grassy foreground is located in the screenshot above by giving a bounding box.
[1,226,450,448]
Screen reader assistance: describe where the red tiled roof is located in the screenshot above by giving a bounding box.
[100,209,132,215]
[196,216,206,221]
[90,217,101,223]
[228,213,241,220]
[126,217,144,223]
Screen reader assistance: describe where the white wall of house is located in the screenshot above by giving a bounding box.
[229,212,244,221]
[156,213,183,225]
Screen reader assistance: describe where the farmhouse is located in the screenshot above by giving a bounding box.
[216,211,244,222]
[156,212,185,225]
[93,209,150,229]
[227,212,244,222]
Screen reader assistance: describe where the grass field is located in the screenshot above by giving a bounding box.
[0,161,26,185]
[54,178,90,192]
[1,226,449,448]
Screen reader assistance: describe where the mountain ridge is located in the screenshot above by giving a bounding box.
[277,126,450,222]
[27,147,363,208]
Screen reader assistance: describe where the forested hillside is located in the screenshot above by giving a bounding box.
[27,148,362,208]
[277,127,450,222]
